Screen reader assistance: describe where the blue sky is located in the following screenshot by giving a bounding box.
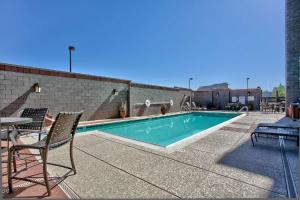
[0,0,285,90]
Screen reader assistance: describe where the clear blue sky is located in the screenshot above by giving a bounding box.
[0,0,285,90]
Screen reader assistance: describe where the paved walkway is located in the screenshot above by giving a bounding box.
[8,112,300,198]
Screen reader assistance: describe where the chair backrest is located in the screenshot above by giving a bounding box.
[46,111,83,149]
[192,102,197,108]
[186,102,191,108]
[17,108,49,130]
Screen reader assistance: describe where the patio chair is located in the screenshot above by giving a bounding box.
[191,102,202,111]
[15,108,49,141]
[251,124,299,147]
[257,123,300,129]
[225,103,231,110]
[181,102,191,111]
[1,108,48,150]
[7,111,83,195]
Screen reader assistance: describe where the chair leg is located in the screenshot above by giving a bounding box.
[8,148,14,193]
[41,149,51,196]
[254,133,258,142]
[70,141,76,174]
[251,133,255,147]
[13,150,17,172]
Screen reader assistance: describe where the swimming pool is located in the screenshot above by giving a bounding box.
[77,112,241,148]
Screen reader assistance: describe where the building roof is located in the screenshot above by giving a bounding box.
[197,82,229,91]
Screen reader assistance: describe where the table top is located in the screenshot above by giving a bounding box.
[0,117,32,126]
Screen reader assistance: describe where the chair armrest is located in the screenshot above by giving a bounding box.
[17,109,24,117]
[11,140,46,151]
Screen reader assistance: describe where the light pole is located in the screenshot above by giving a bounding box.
[246,77,250,89]
[68,46,75,72]
[189,78,193,89]
[189,78,193,110]
[246,77,250,105]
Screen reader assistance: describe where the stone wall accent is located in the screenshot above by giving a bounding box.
[129,83,191,116]
[286,0,300,109]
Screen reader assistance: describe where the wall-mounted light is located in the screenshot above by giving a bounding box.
[33,83,41,93]
[112,89,118,96]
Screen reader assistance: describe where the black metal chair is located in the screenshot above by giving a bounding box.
[15,108,49,141]
[7,111,83,196]
[251,123,299,147]
[1,108,48,152]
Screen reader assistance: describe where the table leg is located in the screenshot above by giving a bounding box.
[7,127,9,149]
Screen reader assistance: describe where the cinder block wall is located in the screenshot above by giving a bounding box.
[230,89,262,110]
[286,0,300,109]
[0,63,130,121]
[194,88,262,110]
[129,83,191,117]
[0,63,192,121]
[212,90,230,109]
[193,91,213,107]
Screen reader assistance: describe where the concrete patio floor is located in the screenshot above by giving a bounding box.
[19,112,299,198]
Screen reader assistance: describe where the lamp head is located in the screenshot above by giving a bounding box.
[68,46,75,51]
[33,83,41,93]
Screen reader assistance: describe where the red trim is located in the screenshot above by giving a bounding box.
[0,63,131,84]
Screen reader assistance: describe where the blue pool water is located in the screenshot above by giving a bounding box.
[77,112,240,147]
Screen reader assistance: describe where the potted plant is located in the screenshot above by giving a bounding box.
[247,103,254,111]
[161,104,167,115]
[119,100,127,119]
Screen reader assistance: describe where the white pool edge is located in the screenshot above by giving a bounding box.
[76,112,246,153]
[165,112,246,152]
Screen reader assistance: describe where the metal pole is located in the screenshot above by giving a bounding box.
[189,78,193,110]
[68,46,75,73]
[246,77,250,105]
[69,50,72,72]
[246,77,249,89]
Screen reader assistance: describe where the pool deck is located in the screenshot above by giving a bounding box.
[7,112,300,198]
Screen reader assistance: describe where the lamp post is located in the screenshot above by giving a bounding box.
[189,78,193,89]
[246,77,250,89]
[246,77,250,105]
[68,46,75,72]
[189,78,193,110]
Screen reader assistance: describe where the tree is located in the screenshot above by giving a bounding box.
[272,84,285,97]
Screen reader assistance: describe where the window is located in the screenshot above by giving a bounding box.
[239,96,246,104]
[248,96,255,101]
[232,96,238,102]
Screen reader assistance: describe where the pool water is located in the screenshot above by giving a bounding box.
[77,112,240,147]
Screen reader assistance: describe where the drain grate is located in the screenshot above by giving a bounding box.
[279,137,298,198]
